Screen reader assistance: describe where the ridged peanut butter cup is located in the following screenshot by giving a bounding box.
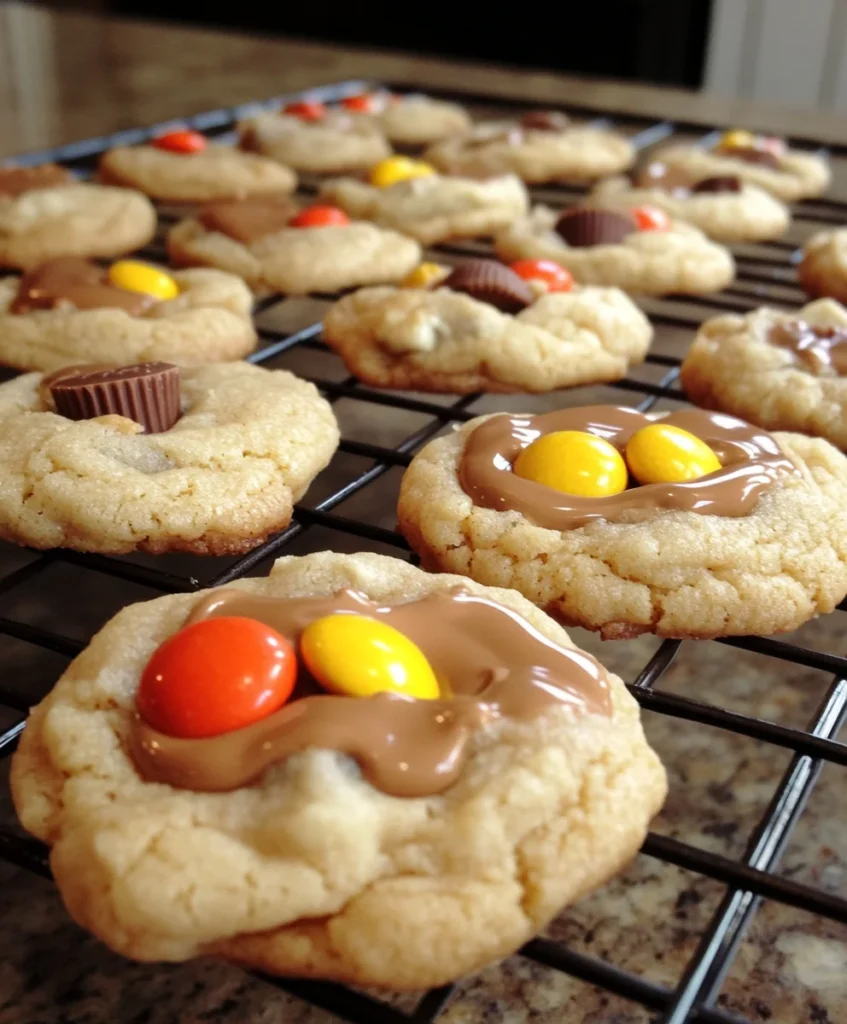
[555,207,637,247]
[45,362,181,433]
[443,259,534,314]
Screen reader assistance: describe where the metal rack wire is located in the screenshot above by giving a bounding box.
[1,80,846,1024]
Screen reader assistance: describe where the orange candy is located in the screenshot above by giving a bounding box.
[342,93,379,112]
[137,616,297,739]
[153,129,207,154]
[289,205,351,228]
[284,100,326,121]
[509,259,574,293]
[632,205,671,232]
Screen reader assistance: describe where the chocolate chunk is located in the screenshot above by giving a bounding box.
[520,110,570,132]
[199,198,300,244]
[691,176,742,194]
[11,257,156,316]
[721,145,780,169]
[442,259,534,314]
[633,161,693,194]
[556,208,636,247]
[45,362,181,433]
[0,164,74,198]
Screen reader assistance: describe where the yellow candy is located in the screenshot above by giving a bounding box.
[300,613,440,700]
[718,129,756,151]
[108,260,179,301]
[513,430,627,498]
[369,156,436,188]
[402,262,448,289]
[625,424,721,486]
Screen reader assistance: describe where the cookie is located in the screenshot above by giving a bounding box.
[0,362,338,554]
[590,164,790,243]
[798,228,847,303]
[167,197,421,295]
[681,299,847,451]
[323,261,652,393]
[0,258,257,371]
[495,204,735,295]
[651,134,830,202]
[318,171,529,245]
[424,115,634,184]
[239,110,392,174]
[397,405,847,639]
[10,550,666,988]
[99,140,297,203]
[0,165,157,270]
[342,91,472,146]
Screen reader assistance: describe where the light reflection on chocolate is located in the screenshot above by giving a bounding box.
[130,587,611,798]
[769,320,847,376]
[458,406,798,531]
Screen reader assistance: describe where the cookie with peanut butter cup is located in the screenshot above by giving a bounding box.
[0,256,256,372]
[323,256,652,393]
[681,299,847,452]
[424,111,634,183]
[0,360,338,554]
[10,550,666,988]
[495,203,735,295]
[0,164,157,270]
[398,404,847,638]
[99,128,297,203]
[167,195,421,295]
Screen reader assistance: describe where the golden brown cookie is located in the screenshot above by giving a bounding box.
[397,405,847,639]
[239,111,392,174]
[0,362,338,554]
[10,550,666,988]
[681,299,847,451]
[798,228,847,303]
[350,92,472,146]
[323,279,652,393]
[99,143,296,202]
[0,179,157,270]
[495,205,735,295]
[0,262,256,371]
[424,118,634,183]
[319,172,529,245]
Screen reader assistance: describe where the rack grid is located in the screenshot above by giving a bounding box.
[1,79,846,1024]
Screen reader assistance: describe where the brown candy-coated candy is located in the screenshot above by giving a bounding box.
[198,197,300,244]
[691,175,742,194]
[556,207,636,247]
[45,362,181,434]
[721,145,780,169]
[520,110,570,132]
[0,164,74,198]
[442,259,534,314]
[11,257,156,316]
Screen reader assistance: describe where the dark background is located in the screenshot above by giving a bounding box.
[40,0,715,89]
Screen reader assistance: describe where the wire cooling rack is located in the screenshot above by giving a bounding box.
[1,80,847,1024]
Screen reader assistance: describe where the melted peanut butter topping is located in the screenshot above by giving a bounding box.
[769,320,847,376]
[458,406,798,531]
[11,257,155,316]
[130,587,610,798]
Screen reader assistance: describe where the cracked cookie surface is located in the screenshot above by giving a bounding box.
[0,268,257,372]
[495,205,735,295]
[323,284,652,393]
[238,111,391,174]
[319,172,529,245]
[168,217,421,296]
[397,414,847,638]
[590,176,789,243]
[0,362,338,554]
[424,121,634,183]
[681,299,847,451]
[650,144,830,202]
[798,228,847,303]
[10,550,666,988]
[0,183,157,270]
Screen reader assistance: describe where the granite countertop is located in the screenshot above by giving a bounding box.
[0,5,846,1023]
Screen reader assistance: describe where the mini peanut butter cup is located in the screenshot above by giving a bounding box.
[46,362,181,433]
[520,110,570,132]
[0,163,74,198]
[198,197,300,245]
[442,259,534,314]
[720,145,780,169]
[691,175,742,194]
[556,207,636,247]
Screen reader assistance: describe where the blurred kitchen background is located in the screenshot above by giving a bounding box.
[4,0,847,112]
